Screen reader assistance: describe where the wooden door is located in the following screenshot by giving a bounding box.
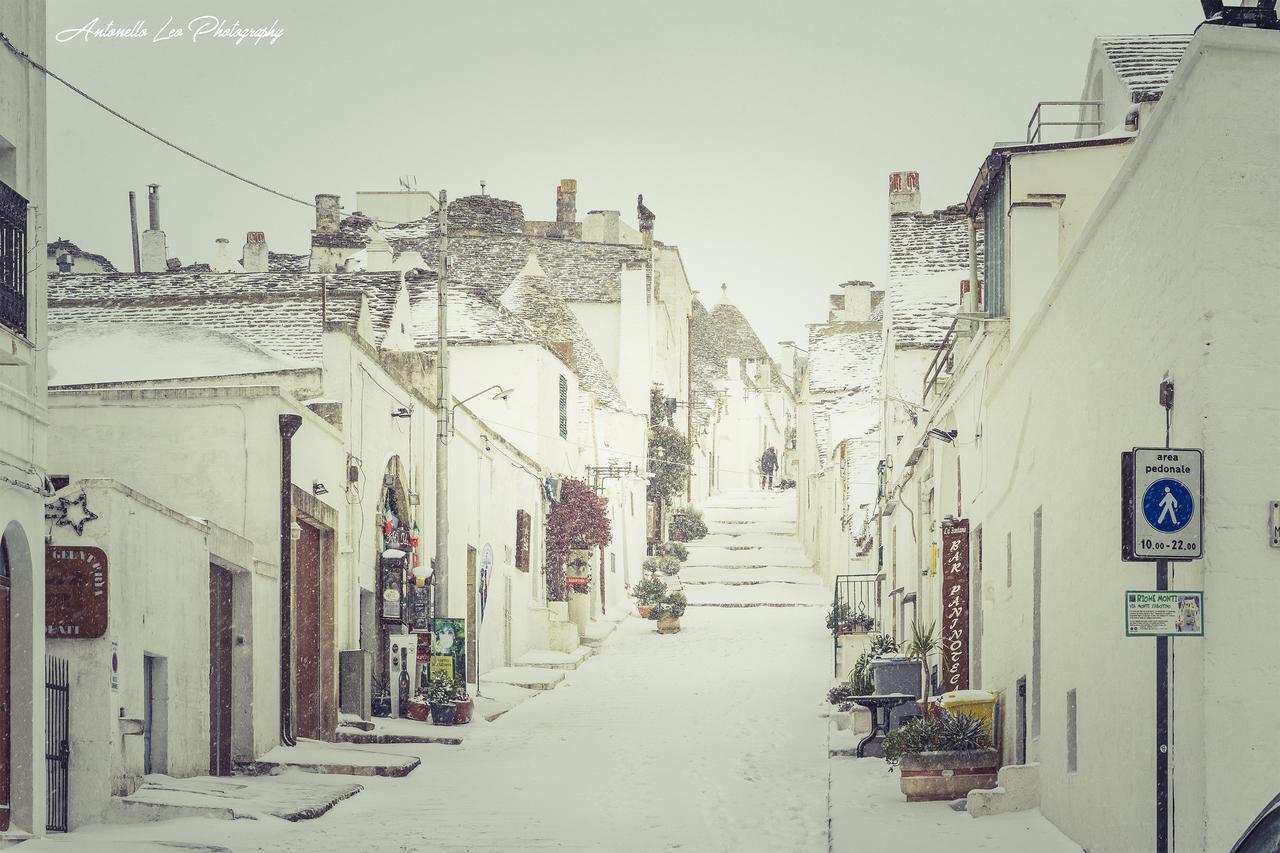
[466,547,477,683]
[0,536,11,832]
[208,565,234,775]
[294,522,334,740]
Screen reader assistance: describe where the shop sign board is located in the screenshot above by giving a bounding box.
[940,519,971,693]
[1125,590,1204,637]
[45,545,108,639]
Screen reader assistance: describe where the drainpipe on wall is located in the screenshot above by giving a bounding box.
[278,413,303,747]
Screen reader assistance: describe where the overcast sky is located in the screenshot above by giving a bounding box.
[46,0,1201,355]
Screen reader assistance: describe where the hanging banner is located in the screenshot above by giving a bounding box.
[940,519,971,693]
[427,617,466,683]
[46,545,109,639]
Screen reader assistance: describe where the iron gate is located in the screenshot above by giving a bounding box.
[45,657,69,832]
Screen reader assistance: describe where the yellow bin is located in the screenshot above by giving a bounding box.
[939,689,996,735]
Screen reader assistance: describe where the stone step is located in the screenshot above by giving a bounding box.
[515,645,596,671]
[482,666,566,691]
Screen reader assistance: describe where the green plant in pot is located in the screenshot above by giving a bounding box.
[655,541,688,562]
[633,574,668,619]
[451,678,474,725]
[426,679,458,725]
[654,590,687,633]
[907,618,939,702]
[669,509,708,542]
[882,711,998,802]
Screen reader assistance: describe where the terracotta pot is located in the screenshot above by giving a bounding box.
[430,703,457,725]
[405,699,430,722]
[657,615,681,634]
[638,605,652,619]
[899,749,999,802]
[453,698,474,725]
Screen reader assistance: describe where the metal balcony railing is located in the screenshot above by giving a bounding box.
[922,318,959,402]
[832,573,882,676]
[0,180,28,337]
[1026,100,1104,145]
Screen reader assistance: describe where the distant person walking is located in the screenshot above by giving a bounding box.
[760,446,778,490]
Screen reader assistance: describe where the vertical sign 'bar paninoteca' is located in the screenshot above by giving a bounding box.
[940,519,971,693]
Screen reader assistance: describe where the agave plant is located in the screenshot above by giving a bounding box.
[907,618,939,701]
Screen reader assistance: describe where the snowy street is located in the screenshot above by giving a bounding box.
[19,492,1081,853]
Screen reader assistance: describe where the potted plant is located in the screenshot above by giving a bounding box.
[654,590,687,634]
[404,695,431,722]
[545,479,612,602]
[451,679,474,725]
[669,509,708,542]
[907,618,940,704]
[826,601,855,635]
[426,679,457,725]
[633,573,667,619]
[655,541,688,562]
[882,711,997,802]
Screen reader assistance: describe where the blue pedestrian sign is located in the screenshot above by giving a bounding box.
[1129,448,1203,560]
[1143,479,1193,534]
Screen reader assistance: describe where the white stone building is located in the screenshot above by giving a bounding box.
[875,24,1280,853]
[795,282,883,588]
[0,0,46,837]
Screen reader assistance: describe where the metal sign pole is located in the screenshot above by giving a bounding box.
[1156,557,1169,853]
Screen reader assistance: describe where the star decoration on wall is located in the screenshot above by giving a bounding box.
[45,492,99,536]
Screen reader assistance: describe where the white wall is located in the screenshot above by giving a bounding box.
[909,28,1280,853]
[47,481,251,829]
[0,0,47,833]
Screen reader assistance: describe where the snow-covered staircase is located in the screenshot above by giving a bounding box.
[683,491,828,607]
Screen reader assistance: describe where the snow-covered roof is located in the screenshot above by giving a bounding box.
[269,251,310,272]
[1097,34,1192,103]
[380,194,649,304]
[806,322,882,464]
[48,271,400,364]
[48,322,307,386]
[886,206,981,350]
[404,272,537,349]
[47,239,117,272]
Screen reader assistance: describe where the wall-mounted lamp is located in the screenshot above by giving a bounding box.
[391,406,413,419]
[927,428,958,444]
[450,385,515,433]
[312,481,329,496]
[482,435,492,453]
[289,521,303,541]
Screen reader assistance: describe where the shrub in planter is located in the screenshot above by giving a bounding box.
[633,574,668,615]
[654,591,687,633]
[655,541,689,562]
[826,602,853,632]
[846,634,899,696]
[883,712,997,802]
[642,556,663,574]
[451,680,474,725]
[670,509,708,542]
[656,556,681,576]
[426,679,457,725]
[545,479,612,601]
[827,683,859,710]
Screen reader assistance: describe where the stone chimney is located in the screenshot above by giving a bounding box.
[242,231,268,272]
[210,238,243,273]
[637,194,655,248]
[888,171,921,215]
[778,341,797,388]
[315,193,340,234]
[758,359,772,387]
[147,184,161,230]
[556,179,577,224]
[139,183,167,273]
[838,281,875,322]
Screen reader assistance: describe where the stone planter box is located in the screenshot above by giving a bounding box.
[869,657,923,729]
[899,749,999,802]
[657,615,681,634]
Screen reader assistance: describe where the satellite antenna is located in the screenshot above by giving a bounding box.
[398,175,417,191]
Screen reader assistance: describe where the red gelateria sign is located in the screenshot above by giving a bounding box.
[46,545,109,639]
[940,520,971,693]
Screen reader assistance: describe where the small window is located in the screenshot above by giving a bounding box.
[1066,688,1078,772]
[0,179,30,337]
[558,375,568,439]
[1006,531,1013,588]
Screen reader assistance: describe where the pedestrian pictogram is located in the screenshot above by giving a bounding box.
[1143,479,1193,533]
